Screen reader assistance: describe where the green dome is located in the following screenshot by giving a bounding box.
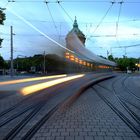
[67,17,86,45]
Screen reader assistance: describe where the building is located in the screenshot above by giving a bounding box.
[66,17,86,46]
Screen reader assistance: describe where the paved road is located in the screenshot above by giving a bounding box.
[0,73,140,140]
[0,72,111,140]
[30,74,140,140]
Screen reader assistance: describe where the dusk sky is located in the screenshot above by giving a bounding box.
[0,0,140,59]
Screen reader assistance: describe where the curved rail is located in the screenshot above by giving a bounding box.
[92,86,140,137]
[121,76,140,101]
[94,76,140,137]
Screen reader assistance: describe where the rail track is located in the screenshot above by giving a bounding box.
[0,74,114,140]
[121,76,140,101]
[0,91,14,100]
[93,75,140,137]
[2,83,83,140]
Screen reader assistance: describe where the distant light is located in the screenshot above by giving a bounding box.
[0,74,67,85]
[20,74,85,95]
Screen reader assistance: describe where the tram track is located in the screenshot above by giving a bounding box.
[2,82,83,140]
[3,100,47,140]
[0,94,37,118]
[121,76,140,101]
[0,101,40,128]
[94,75,140,137]
[118,96,140,110]
[0,73,110,119]
[0,74,115,140]
[112,77,140,125]
[92,87,140,137]
[0,91,14,100]
[0,75,73,119]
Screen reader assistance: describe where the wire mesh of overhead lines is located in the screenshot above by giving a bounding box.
[0,0,140,70]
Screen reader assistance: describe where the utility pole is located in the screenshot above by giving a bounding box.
[43,51,46,74]
[138,57,140,73]
[110,47,112,55]
[124,47,127,58]
[10,26,14,77]
[107,50,109,58]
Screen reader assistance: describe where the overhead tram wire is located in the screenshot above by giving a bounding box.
[44,1,60,40]
[2,4,74,53]
[56,1,73,23]
[5,0,111,3]
[6,0,140,4]
[89,33,140,38]
[93,2,114,34]
[0,0,10,11]
[114,1,123,54]
[113,43,140,49]
[87,1,115,41]
[1,2,96,63]
[115,1,123,36]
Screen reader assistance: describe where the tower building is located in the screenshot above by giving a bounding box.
[66,17,86,46]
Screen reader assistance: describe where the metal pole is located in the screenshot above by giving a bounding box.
[43,51,46,74]
[10,26,14,77]
[138,58,140,72]
[16,56,18,71]
[124,47,127,58]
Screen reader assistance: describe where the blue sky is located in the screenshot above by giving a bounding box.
[0,0,140,59]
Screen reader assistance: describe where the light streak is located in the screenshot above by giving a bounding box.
[20,74,85,95]
[0,74,67,85]
[3,4,75,54]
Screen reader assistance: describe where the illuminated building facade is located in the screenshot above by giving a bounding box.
[64,17,112,72]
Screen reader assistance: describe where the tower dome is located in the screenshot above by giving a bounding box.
[66,17,86,46]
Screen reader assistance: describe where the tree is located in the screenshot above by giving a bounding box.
[0,8,6,47]
[116,57,138,71]
[108,55,115,62]
[0,55,6,69]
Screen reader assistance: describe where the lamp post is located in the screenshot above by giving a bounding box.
[135,58,140,73]
[138,58,140,72]
[43,51,46,74]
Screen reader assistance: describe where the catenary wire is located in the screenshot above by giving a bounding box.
[6,0,140,3]
[57,1,73,22]
[115,1,123,36]
[44,2,60,38]
[92,3,114,34]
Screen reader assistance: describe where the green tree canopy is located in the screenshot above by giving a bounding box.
[0,55,6,69]
[0,8,6,25]
[0,8,6,46]
[108,55,115,62]
[116,57,138,71]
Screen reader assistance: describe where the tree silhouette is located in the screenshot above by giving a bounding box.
[0,8,6,47]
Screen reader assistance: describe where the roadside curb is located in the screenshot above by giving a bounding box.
[59,74,116,112]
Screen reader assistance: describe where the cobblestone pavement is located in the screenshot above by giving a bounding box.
[0,73,113,140]
[32,87,139,140]
[0,73,140,140]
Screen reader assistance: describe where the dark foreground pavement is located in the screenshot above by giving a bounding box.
[31,74,140,140]
[0,73,140,140]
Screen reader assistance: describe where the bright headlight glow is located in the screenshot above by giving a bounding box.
[0,74,67,85]
[20,74,85,95]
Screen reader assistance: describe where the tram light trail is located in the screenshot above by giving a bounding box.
[20,74,85,95]
[3,5,75,54]
[0,74,67,85]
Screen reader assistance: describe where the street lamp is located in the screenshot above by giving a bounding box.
[135,62,140,73]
